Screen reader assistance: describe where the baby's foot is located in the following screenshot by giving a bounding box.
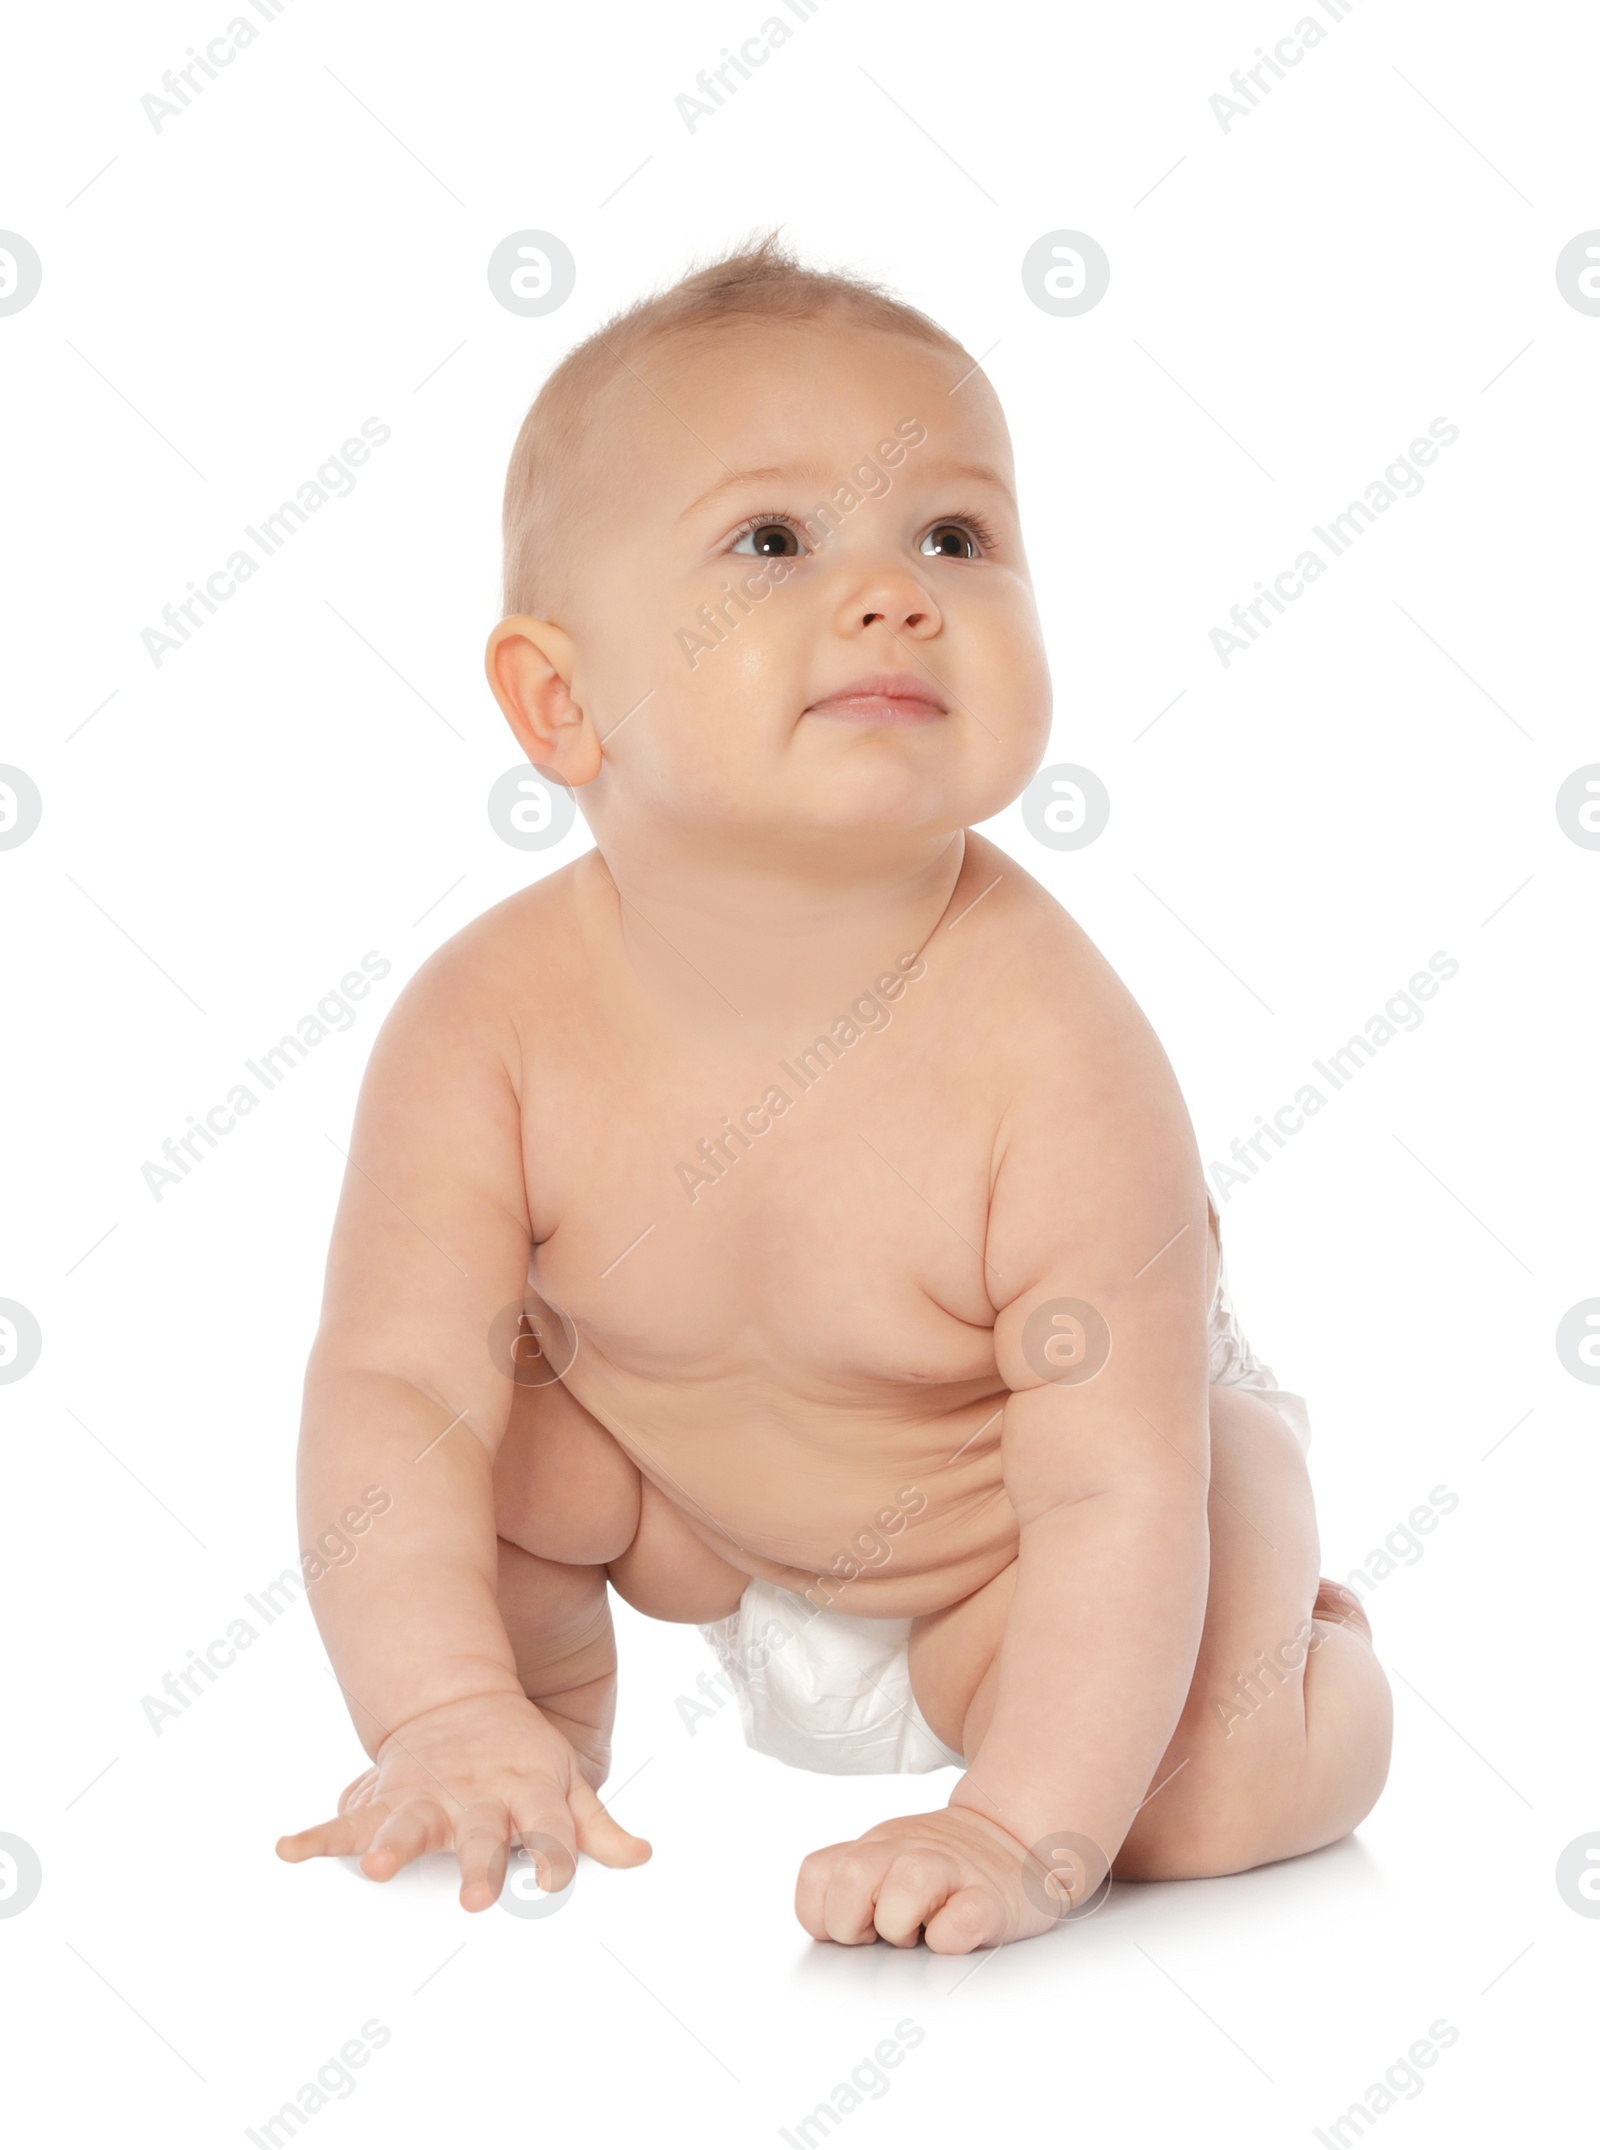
[1313,1577,1372,1644]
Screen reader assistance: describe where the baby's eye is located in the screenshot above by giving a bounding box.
[919,521,985,560]
[730,518,811,557]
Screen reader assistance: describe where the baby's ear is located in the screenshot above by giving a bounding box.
[484,616,601,786]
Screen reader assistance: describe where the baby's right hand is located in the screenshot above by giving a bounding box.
[275,1690,651,1911]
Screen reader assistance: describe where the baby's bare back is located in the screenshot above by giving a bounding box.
[485,836,1191,1620]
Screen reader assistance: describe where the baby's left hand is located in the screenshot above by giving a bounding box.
[795,1807,1080,1952]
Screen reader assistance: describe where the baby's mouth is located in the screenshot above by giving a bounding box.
[804,672,949,725]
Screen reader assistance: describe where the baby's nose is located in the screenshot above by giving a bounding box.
[839,567,942,639]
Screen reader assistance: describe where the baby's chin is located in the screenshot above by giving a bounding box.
[786,760,1024,841]
[721,782,991,848]
[613,744,1024,850]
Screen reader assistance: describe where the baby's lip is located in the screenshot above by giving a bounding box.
[804,673,949,722]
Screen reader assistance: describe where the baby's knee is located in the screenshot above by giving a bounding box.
[493,1381,641,1564]
[607,1477,750,1622]
[1116,1769,1270,1883]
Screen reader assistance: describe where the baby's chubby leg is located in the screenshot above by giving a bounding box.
[1116,1385,1392,1880]
[494,1540,618,1785]
[910,1383,1393,1886]
[489,1378,749,1760]
[486,1379,638,1786]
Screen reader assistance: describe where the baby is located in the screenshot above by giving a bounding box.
[277,237,1392,1951]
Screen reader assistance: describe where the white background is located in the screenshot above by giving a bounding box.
[2,0,1595,2141]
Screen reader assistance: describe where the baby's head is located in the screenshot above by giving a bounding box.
[486,235,1051,863]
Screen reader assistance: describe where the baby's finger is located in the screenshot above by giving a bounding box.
[452,1801,513,1912]
[922,1880,1008,1955]
[871,1850,962,1948]
[360,1799,452,1881]
[508,1792,581,1895]
[820,1848,894,1946]
[569,1774,652,1868]
[794,1844,849,1940]
[276,1803,391,1864]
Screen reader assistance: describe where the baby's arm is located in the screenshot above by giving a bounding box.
[956,1062,1212,1880]
[276,944,647,1907]
[798,972,1212,1947]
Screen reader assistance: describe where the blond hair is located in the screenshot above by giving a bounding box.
[499,231,970,619]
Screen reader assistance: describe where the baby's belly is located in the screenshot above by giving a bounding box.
[522,1119,1019,1613]
[570,1359,1020,1618]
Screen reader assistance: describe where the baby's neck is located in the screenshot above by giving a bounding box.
[587,824,967,1033]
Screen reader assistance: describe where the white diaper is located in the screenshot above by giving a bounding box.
[699,1219,1310,1778]
[1206,1215,1313,1455]
[698,1577,965,1776]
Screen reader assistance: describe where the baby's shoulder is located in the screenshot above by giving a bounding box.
[950,840,1193,1197]
[375,857,590,1046]
[945,834,1178,1108]
[951,835,1139,1026]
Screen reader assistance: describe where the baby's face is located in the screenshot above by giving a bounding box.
[557,316,1051,850]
